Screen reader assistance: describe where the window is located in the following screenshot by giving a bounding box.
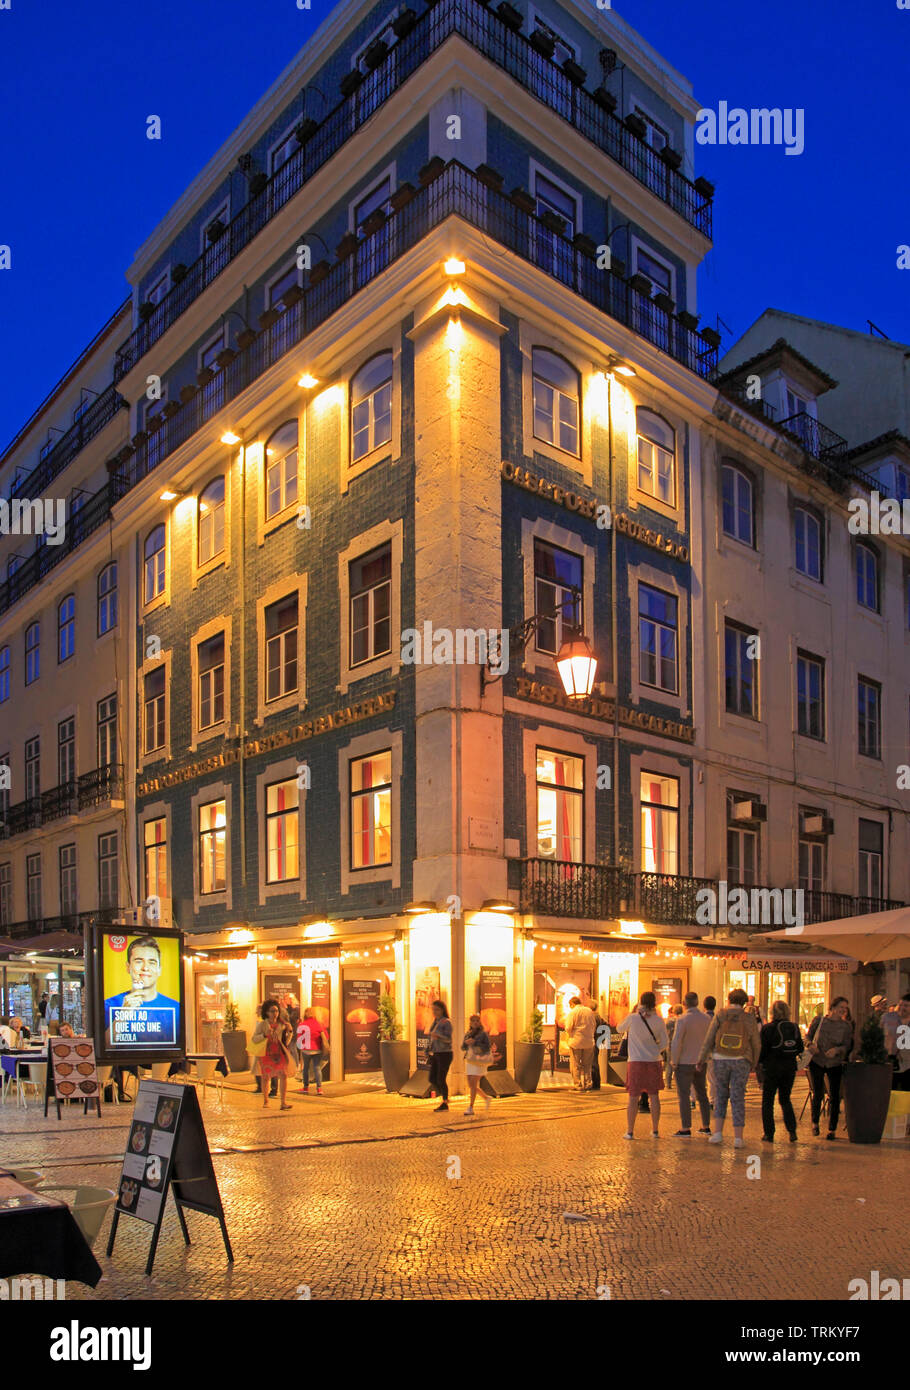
[532,348,579,455]
[351,353,392,463]
[265,595,298,701]
[26,853,42,921]
[198,633,225,729]
[98,563,117,635]
[858,819,883,900]
[0,646,8,703]
[639,584,678,693]
[635,246,673,296]
[198,478,226,565]
[533,173,577,284]
[270,129,297,177]
[350,545,391,666]
[199,800,226,893]
[58,717,75,787]
[725,622,757,718]
[58,594,75,663]
[350,752,392,869]
[0,863,10,929]
[25,622,39,685]
[146,273,169,306]
[265,267,300,354]
[0,753,8,821]
[199,331,225,419]
[97,694,117,767]
[144,818,168,900]
[799,813,826,895]
[721,464,753,545]
[534,540,582,655]
[637,409,675,505]
[98,832,118,910]
[640,773,678,875]
[202,203,230,285]
[352,178,393,288]
[856,543,879,612]
[25,737,40,801]
[634,107,669,152]
[536,749,583,861]
[797,652,825,739]
[898,466,910,503]
[59,845,77,918]
[144,667,166,754]
[144,525,166,603]
[794,507,822,581]
[858,677,881,759]
[727,824,758,887]
[530,14,576,65]
[265,421,298,519]
[353,177,391,236]
[266,779,300,883]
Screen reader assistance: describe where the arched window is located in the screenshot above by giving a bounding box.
[25,622,40,685]
[265,422,298,518]
[58,595,75,663]
[98,563,118,635]
[856,542,879,612]
[198,478,226,565]
[351,352,392,463]
[721,463,753,546]
[532,348,580,455]
[794,507,822,581]
[144,525,166,604]
[0,646,9,703]
[637,408,675,505]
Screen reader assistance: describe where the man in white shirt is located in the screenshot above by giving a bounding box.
[564,996,596,1091]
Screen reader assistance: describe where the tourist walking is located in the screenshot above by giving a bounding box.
[564,995,596,1091]
[252,1000,294,1110]
[664,1005,683,1091]
[461,1014,493,1117]
[702,996,717,1105]
[296,1007,329,1095]
[617,992,669,1139]
[758,1000,804,1142]
[806,996,853,1138]
[670,992,712,1135]
[697,988,760,1148]
[427,999,454,1112]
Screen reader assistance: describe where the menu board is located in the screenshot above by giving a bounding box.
[46,1036,101,1120]
[343,979,380,1072]
[479,967,507,1071]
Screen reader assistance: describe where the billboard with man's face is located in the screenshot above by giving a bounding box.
[89,927,185,1062]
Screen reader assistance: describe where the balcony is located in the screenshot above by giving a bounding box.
[0,765,123,839]
[778,411,849,466]
[512,859,904,929]
[113,0,712,378]
[1,909,121,944]
[10,383,128,500]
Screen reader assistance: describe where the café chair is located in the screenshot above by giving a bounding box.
[37,1185,116,1250]
[0,1167,44,1189]
[151,1062,171,1082]
[188,1057,223,1104]
[97,1065,119,1105]
[16,1059,46,1109]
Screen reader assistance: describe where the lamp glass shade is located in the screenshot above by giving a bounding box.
[556,636,597,699]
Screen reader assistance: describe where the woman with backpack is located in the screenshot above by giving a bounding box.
[758,999,804,1142]
[806,996,853,1138]
[696,988,761,1147]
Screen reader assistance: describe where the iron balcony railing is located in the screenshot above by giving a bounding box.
[113,0,712,377]
[778,411,849,465]
[513,859,904,928]
[717,380,779,427]
[9,383,129,501]
[1,909,121,943]
[0,765,124,839]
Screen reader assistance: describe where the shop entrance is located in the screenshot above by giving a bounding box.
[534,965,595,1071]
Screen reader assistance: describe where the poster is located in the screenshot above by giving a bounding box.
[261,974,301,1035]
[478,966,507,1071]
[310,970,331,1081]
[607,969,632,1028]
[99,930,183,1052]
[414,966,440,1069]
[116,1081,184,1225]
[651,976,683,1019]
[48,1036,99,1107]
[343,979,381,1072]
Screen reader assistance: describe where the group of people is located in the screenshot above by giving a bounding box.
[250,999,330,1108]
[426,1000,494,1118]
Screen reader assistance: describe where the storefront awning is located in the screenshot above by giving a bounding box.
[275,944,341,960]
[737,952,859,973]
[189,946,252,960]
[685,942,748,960]
[579,936,658,954]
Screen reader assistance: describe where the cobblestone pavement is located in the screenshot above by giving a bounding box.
[3,1079,907,1301]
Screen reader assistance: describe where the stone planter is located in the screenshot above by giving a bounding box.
[592,87,617,112]
[380,1039,410,1093]
[609,256,626,280]
[258,308,280,330]
[514,1041,545,1093]
[237,327,257,350]
[497,1,522,31]
[699,326,722,349]
[660,146,683,170]
[563,58,586,87]
[654,292,675,313]
[694,175,715,199]
[392,8,417,37]
[309,260,331,285]
[221,1030,248,1075]
[629,272,652,295]
[131,430,149,448]
[677,310,699,332]
[248,172,268,197]
[280,284,304,309]
[138,302,154,322]
[529,28,555,57]
[362,209,388,235]
[573,232,597,257]
[295,118,319,145]
[162,401,181,419]
[510,187,536,214]
[364,38,388,69]
[172,263,188,284]
[540,210,566,235]
[179,384,197,405]
[196,368,215,388]
[476,163,504,191]
[844,1063,893,1144]
[206,219,226,243]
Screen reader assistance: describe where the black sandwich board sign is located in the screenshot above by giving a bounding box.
[44,1035,102,1121]
[107,1079,233,1276]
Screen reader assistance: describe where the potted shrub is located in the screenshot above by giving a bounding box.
[392,8,417,38]
[563,58,586,87]
[678,309,699,332]
[654,291,675,313]
[540,209,566,235]
[379,995,409,1093]
[196,367,215,388]
[362,207,388,236]
[529,26,556,57]
[309,259,331,285]
[237,327,257,350]
[694,175,715,199]
[340,69,364,98]
[248,171,268,197]
[515,1008,546,1093]
[258,307,280,330]
[221,1000,248,1074]
[497,1,522,31]
[216,347,237,369]
[699,326,722,349]
[131,429,149,448]
[475,162,504,191]
[844,1014,893,1144]
[295,117,319,145]
[364,38,388,69]
[609,256,626,280]
[390,181,416,210]
[418,155,445,185]
[172,263,188,284]
[624,112,647,139]
[179,384,197,405]
[592,87,617,113]
[336,231,359,260]
[206,218,226,243]
[162,400,181,419]
[138,301,155,322]
[510,187,536,214]
[660,146,683,171]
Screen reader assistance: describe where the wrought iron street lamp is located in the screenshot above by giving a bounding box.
[481,584,597,699]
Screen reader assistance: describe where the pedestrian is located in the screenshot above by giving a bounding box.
[38,992,48,1020]
[702,995,717,1105]
[670,992,712,1136]
[564,995,596,1091]
[745,995,763,1026]
[296,1007,329,1095]
[664,1004,683,1091]
[870,993,889,1020]
[758,1000,804,1143]
[461,1013,493,1118]
[806,996,853,1139]
[590,1005,606,1090]
[427,999,454,1113]
[617,991,669,1139]
[697,987,760,1148]
[884,994,910,1092]
[251,1000,293,1110]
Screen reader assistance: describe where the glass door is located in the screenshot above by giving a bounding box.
[798,972,827,1032]
[765,972,790,1018]
[195,971,230,1054]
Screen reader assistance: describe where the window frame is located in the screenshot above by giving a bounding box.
[198,799,227,896]
[58,843,77,918]
[639,772,679,877]
[535,747,585,863]
[98,831,118,911]
[57,593,75,664]
[144,523,167,608]
[639,582,679,695]
[144,816,169,902]
[349,543,392,669]
[724,620,759,719]
[97,562,118,636]
[348,749,393,872]
[857,675,882,760]
[794,505,823,582]
[856,541,880,613]
[197,475,227,570]
[636,408,677,508]
[0,645,9,703]
[265,777,301,885]
[350,351,393,466]
[721,462,754,547]
[531,347,581,458]
[264,420,300,523]
[796,650,825,740]
[24,622,40,685]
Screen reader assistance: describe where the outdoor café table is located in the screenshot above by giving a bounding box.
[0,1049,47,1102]
[0,1170,102,1287]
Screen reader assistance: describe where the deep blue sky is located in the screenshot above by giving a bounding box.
[1,0,907,452]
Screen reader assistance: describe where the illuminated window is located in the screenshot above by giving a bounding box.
[144,818,168,900]
[265,421,298,518]
[350,752,392,868]
[351,353,392,462]
[266,779,299,883]
[144,525,166,603]
[640,773,678,875]
[144,667,166,754]
[198,478,226,565]
[532,348,579,455]
[199,800,227,894]
[637,409,675,505]
[536,749,583,862]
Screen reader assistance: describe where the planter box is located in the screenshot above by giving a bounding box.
[162,401,181,420]
[573,232,597,257]
[258,308,280,330]
[418,156,445,185]
[236,327,257,349]
[654,292,675,313]
[138,302,154,322]
[629,272,652,295]
[221,1030,248,1075]
[172,263,188,284]
[694,175,715,199]
[514,1041,545,1093]
[563,58,586,87]
[336,232,359,260]
[248,172,268,197]
[206,219,226,243]
[380,1039,410,1093]
[195,368,215,388]
[340,69,364,98]
[364,38,388,69]
[280,284,304,309]
[609,256,626,280]
[540,210,566,235]
[179,384,197,405]
[146,414,164,433]
[660,146,683,170]
[624,113,647,139]
[510,187,536,213]
[592,87,617,112]
[699,327,722,349]
[215,348,237,368]
[131,431,149,447]
[390,182,416,210]
[844,1063,893,1143]
[677,310,699,332]
[496,1,522,30]
[309,260,331,285]
[529,28,556,57]
[362,209,388,235]
[295,117,319,145]
[392,8,417,37]
[476,163,504,191]
[116,444,134,464]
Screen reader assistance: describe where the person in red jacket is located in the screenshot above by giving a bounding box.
[296,1008,329,1095]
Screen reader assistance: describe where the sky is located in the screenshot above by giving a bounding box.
[0,0,907,453]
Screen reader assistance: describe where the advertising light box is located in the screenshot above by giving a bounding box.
[88,925,185,1065]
